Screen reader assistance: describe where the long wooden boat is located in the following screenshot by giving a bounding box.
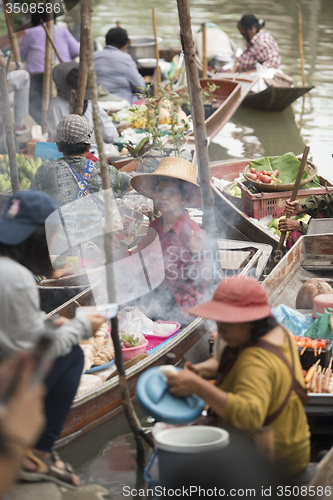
[214,73,314,112]
[210,158,332,253]
[262,234,333,441]
[181,78,255,139]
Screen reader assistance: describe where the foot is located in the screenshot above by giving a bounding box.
[21,448,80,487]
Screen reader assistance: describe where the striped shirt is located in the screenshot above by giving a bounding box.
[236,29,280,72]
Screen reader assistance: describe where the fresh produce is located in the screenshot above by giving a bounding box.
[246,166,281,185]
[120,333,142,348]
[0,154,42,192]
[226,180,242,198]
[267,213,311,236]
[296,278,333,309]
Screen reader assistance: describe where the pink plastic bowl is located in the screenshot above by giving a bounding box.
[121,338,149,362]
[144,321,182,351]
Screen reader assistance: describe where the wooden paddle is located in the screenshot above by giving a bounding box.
[152,8,161,84]
[297,4,306,87]
[273,145,310,265]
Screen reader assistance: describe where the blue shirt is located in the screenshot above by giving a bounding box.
[94,46,146,104]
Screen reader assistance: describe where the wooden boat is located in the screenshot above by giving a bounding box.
[210,158,332,253]
[262,234,333,441]
[214,73,314,112]
[45,237,272,447]
[180,78,255,139]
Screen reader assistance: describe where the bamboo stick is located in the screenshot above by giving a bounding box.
[0,68,19,192]
[152,8,161,84]
[41,14,54,133]
[82,0,152,465]
[202,23,207,78]
[176,0,220,285]
[2,1,21,63]
[40,20,63,63]
[75,0,90,116]
[273,145,310,265]
[297,4,306,87]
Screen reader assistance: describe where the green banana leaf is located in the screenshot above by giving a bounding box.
[250,152,319,188]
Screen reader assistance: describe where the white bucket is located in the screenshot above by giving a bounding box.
[154,426,230,482]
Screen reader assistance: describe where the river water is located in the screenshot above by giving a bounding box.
[60,0,333,495]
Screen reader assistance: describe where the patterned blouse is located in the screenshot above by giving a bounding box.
[235,29,280,72]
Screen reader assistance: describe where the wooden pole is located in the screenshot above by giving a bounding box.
[83,0,153,465]
[2,1,21,63]
[202,22,207,78]
[40,20,63,63]
[176,0,220,283]
[152,8,161,84]
[75,0,90,116]
[297,3,306,87]
[41,14,54,133]
[0,68,19,192]
[273,145,310,265]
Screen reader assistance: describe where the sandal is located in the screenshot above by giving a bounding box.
[19,448,79,489]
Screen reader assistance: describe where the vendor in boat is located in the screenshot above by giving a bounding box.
[125,157,206,325]
[0,190,107,488]
[278,194,333,248]
[166,275,310,476]
[31,114,131,207]
[94,27,146,104]
[231,14,280,73]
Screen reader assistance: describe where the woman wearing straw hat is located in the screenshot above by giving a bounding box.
[166,275,310,476]
[129,157,205,324]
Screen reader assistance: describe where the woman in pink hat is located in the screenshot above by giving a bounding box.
[167,275,310,476]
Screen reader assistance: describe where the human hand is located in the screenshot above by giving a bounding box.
[53,316,70,327]
[85,313,107,334]
[278,217,301,233]
[284,200,303,215]
[188,230,204,254]
[166,367,201,397]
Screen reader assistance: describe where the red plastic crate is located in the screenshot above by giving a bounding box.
[239,181,330,219]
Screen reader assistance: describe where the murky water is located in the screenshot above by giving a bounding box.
[59,0,333,495]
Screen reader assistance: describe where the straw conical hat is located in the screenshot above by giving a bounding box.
[130,157,202,208]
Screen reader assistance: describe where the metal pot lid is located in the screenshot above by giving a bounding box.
[136,366,206,425]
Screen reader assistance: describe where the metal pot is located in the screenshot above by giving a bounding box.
[127,35,163,62]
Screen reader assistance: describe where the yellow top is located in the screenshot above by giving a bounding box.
[219,332,310,475]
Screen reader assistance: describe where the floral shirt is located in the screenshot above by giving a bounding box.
[235,29,280,72]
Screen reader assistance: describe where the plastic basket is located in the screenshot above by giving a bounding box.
[144,321,181,351]
[239,180,331,220]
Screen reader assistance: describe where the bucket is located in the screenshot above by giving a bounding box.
[127,36,163,62]
[154,426,229,482]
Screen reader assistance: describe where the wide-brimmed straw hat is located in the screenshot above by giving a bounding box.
[188,275,272,323]
[130,157,202,208]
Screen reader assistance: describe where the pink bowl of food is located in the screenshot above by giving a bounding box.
[121,338,149,362]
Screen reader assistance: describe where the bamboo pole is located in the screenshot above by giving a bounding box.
[176,0,220,283]
[40,20,63,63]
[273,145,310,265]
[152,8,161,84]
[202,22,207,78]
[2,1,21,63]
[75,0,90,116]
[297,4,306,87]
[82,0,153,465]
[0,68,19,192]
[41,14,54,133]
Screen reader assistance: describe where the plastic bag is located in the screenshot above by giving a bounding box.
[118,306,176,340]
[272,304,314,336]
[303,309,333,340]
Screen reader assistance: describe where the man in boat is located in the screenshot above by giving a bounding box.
[0,51,30,135]
[20,12,80,125]
[94,27,146,104]
[46,61,118,145]
[279,194,333,248]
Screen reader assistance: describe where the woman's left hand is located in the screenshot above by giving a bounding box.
[166,367,200,397]
[188,231,204,253]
